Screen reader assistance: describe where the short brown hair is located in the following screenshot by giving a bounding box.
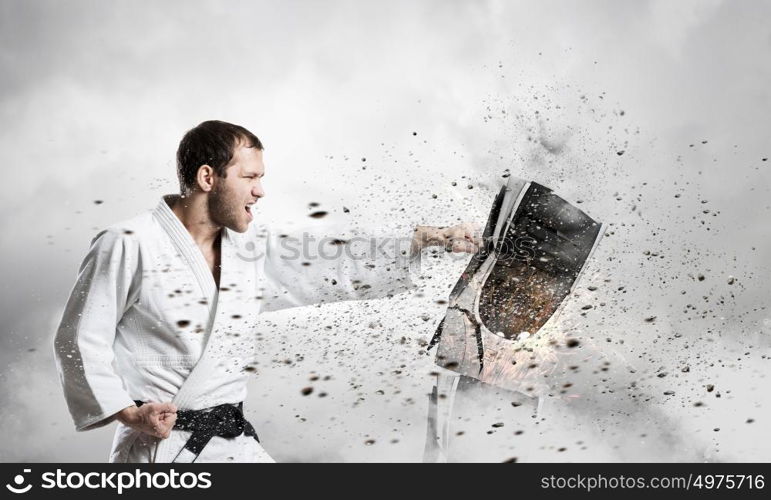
[176,120,263,194]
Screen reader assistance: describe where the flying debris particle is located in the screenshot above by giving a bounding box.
[93,200,104,205]
[644,316,656,323]
[706,384,715,392]
[364,439,376,446]
[308,211,328,219]
[727,276,735,285]
[616,150,625,156]
[697,274,705,281]
[443,361,459,369]
[176,320,191,328]
[342,207,350,213]
[747,418,755,423]
[301,387,314,396]
[502,457,518,463]
[664,391,675,395]
[694,401,705,407]
[308,202,320,208]
[581,305,593,310]
[566,339,580,348]
[681,366,690,373]
[412,132,417,136]
[657,372,667,378]
[492,422,504,428]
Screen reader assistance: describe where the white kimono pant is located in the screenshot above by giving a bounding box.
[109,424,276,463]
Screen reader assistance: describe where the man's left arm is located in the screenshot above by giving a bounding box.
[259,222,480,313]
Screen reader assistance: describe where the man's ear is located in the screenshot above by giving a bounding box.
[196,164,216,192]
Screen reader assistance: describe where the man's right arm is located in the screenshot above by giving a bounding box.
[53,229,145,432]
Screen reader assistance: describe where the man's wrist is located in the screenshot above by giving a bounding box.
[412,225,447,254]
[115,405,139,426]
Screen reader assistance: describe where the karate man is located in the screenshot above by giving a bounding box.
[54,120,480,463]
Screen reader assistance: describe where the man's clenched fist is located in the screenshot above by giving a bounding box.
[412,223,482,256]
[116,402,177,439]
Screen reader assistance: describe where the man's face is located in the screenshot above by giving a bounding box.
[208,144,265,233]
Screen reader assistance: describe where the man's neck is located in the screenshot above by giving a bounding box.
[170,194,222,248]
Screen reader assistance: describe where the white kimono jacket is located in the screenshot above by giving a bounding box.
[54,195,415,462]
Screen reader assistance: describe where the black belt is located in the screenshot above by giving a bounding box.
[134,400,260,462]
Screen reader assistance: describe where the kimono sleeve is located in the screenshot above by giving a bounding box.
[260,224,419,312]
[53,228,140,431]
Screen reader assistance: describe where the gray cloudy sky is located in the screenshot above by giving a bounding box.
[1,0,770,462]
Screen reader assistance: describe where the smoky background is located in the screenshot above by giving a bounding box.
[0,0,769,461]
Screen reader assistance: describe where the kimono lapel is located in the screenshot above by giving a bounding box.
[153,195,218,300]
[153,222,241,462]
